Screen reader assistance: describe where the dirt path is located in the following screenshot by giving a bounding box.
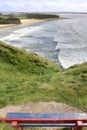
[0,102,83,117]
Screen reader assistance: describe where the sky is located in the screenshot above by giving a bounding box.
[0,0,87,12]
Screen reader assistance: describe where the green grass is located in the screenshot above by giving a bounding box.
[0,124,86,130]
[0,122,14,130]
[0,14,9,19]
[0,41,87,112]
[0,123,87,130]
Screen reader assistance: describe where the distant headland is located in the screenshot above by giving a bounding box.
[0,13,60,26]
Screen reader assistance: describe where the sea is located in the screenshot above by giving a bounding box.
[0,13,87,69]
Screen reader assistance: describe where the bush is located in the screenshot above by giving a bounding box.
[24,13,59,19]
[0,17,21,24]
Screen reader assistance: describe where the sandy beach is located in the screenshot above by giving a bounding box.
[0,24,16,28]
[20,18,46,24]
[0,19,45,28]
[0,19,47,28]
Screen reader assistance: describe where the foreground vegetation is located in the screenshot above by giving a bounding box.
[0,41,87,112]
[0,123,14,130]
[0,123,87,130]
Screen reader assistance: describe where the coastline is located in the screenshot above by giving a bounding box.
[0,18,61,29]
[0,19,45,28]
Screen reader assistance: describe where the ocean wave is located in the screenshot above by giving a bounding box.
[1,14,87,69]
[1,26,42,41]
[58,48,87,68]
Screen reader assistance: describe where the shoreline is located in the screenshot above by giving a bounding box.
[0,18,56,29]
[20,18,47,24]
[0,17,65,29]
[0,24,16,28]
[0,19,45,28]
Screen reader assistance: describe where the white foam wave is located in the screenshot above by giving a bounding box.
[55,15,87,68]
[58,48,87,68]
[1,26,42,41]
[55,42,87,50]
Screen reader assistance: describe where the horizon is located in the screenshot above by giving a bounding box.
[1,11,87,14]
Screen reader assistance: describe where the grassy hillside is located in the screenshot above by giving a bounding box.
[0,41,87,112]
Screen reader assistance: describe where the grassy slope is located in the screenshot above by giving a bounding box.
[0,41,87,112]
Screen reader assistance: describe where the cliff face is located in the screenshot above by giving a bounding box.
[6,18,21,24]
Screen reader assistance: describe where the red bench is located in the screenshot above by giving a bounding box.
[0,113,87,130]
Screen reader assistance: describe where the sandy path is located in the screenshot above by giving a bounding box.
[0,102,83,117]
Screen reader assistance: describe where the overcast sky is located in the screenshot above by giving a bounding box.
[0,0,87,12]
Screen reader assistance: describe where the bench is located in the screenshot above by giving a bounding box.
[0,112,87,130]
